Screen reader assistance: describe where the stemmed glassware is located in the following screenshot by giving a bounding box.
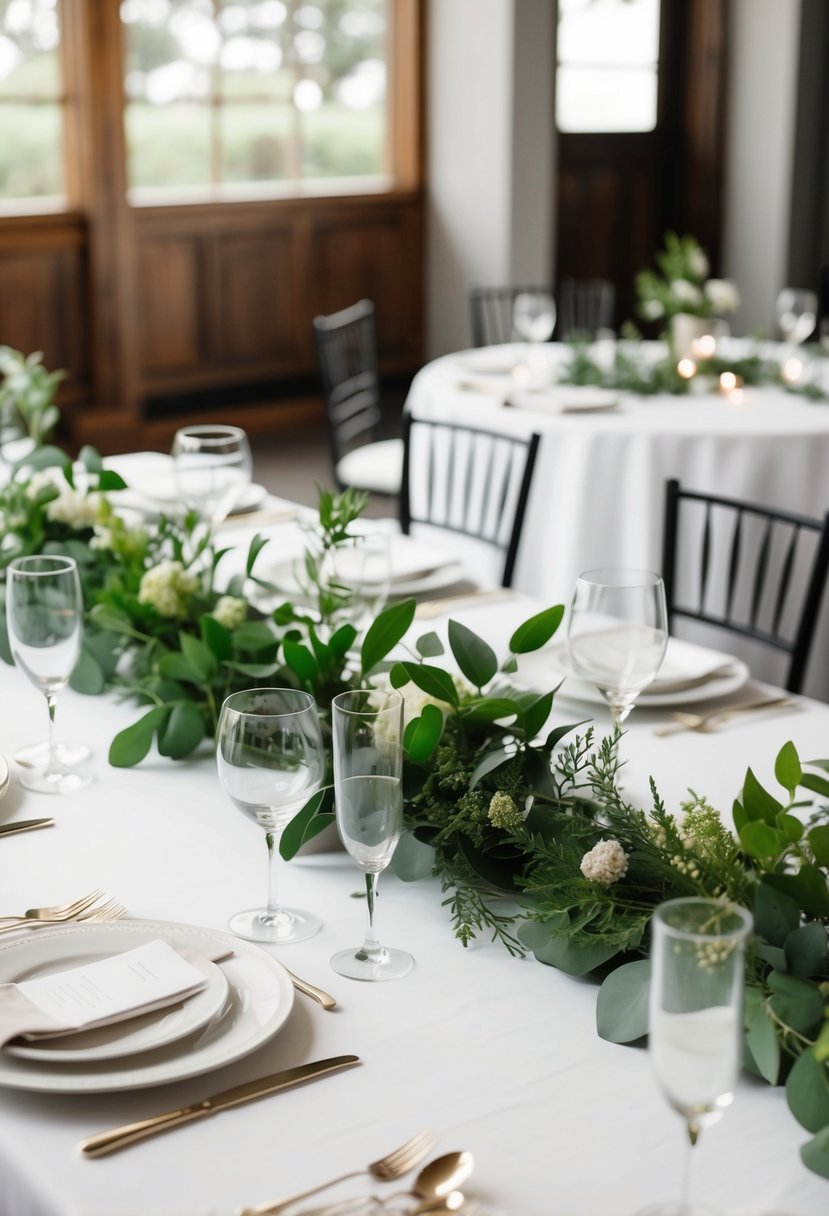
[172,424,252,526]
[512,291,556,386]
[775,288,817,346]
[642,897,753,1216]
[6,555,92,794]
[566,568,668,727]
[330,688,413,981]
[216,688,325,944]
[325,529,392,638]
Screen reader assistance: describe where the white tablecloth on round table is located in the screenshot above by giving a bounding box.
[0,575,826,1216]
[404,343,829,699]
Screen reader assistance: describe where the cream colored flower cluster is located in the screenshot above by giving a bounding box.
[580,839,629,887]
[211,595,247,630]
[138,560,199,619]
[26,467,103,529]
[487,791,523,830]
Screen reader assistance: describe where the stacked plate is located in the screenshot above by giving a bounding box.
[103,452,267,520]
[0,920,292,1092]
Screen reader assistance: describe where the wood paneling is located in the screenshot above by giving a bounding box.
[138,238,202,372]
[215,227,297,365]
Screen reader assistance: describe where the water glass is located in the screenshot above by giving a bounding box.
[330,689,413,981]
[6,555,92,794]
[172,424,252,525]
[567,568,668,726]
[216,688,325,943]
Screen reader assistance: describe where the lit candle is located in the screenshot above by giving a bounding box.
[781,357,803,384]
[690,333,717,360]
[677,358,697,380]
[719,371,738,392]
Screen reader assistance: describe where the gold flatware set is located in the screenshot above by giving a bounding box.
[653,694,795,736]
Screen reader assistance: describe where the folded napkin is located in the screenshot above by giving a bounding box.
[0,940,209,1049]
[648,637,739,693]
[507,386,618,414]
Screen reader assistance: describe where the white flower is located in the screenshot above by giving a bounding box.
[670,279,704,308]
[211,595,247,630]
[25,466,104,528]
[704,278,740,314]
[138,560,199,618]
[688,247,710,280]
[25,467,64,499]
[487,792,524,830]
[580,839,629,887]
[640,298,665,321]
[89,524,114,551]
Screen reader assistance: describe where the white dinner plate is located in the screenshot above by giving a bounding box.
[262,556,467,601]
[5,944,229,1064]
[0,753,9,802]
[0,920,293,1092]
[104,454,266,518]
[518,645,750,708]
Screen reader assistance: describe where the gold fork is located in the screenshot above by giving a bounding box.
[653,695,794,737]
[0,898,126,935]
[0,888,105,923]
[239,1130,438,1216]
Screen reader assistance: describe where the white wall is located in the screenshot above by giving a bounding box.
[722,0,802,335]
[426,0,555,358]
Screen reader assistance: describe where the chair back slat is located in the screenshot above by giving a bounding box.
[313,299,382,486]
[662,479,829,694]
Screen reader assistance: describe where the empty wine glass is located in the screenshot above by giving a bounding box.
[325,530,392,637]
[330,688,413,981]
[567,568,668,726]
[172,425,252,526]
[6,555,92,794]
[775,288,817,346]
[512,291,556,387]
[216,688,325,944]
[641,897,752,1216]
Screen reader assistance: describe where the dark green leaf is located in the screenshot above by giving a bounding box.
[460,697,521,726]
[0,609,10,665]
[200,614,233,662]
[508,605,565,654]
[329,623,358,658]
[108,707,169,768]
[521,691,555,740]
[744,1001,780,1084]
[283,639,318,684]
[97,469,127,492]
[279,788,333,860]
[518,923,620,976]
[767,971,825,1036]
[501,655,518,674]
[596,960,651,1043]
[157,701,205,759]
[740,820,784,860]
[390,662,411,689]
[766,867,829,919]
[360,598,416,674]
[457,835,522,890]
[801,772,829,800]
[391,830,436,881]
[89,602,134,635]
[447,620,497,687]
[755,942,787,970]
[400,661,459,706]
[755,881,801,947]
[403,703,444,764]
[785,923,828,979]
[232,621,278,653]
[808,825,829,867]
[245,532,270,576]
[470,746,512,788]
[158,651,199,683]
[415,631,444,658]
[544,719,585,750]
[68,646,106,695]
[775,740,802,793]
[742,767,784,825]
[776,813,804,843]
[800,1124,829,1179]
[178,633,218,683]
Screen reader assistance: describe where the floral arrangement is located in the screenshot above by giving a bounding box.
[635,231,740,324]
[0,346,64,448]
[3,353,829,1179]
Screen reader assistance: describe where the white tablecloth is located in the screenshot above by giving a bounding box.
[404,343,829,699]
[0,579,826,1216]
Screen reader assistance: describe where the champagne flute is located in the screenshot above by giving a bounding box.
[6,555,92,794]
[512,291,556,387]
[642,897,753,1216]
[216,688,325,943]
[567,568,668,726]
[330,688,413,981]
[172,424,252,526]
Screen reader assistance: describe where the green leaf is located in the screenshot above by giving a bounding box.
[89,603,134,635]
[470,746,512,789]
[767,971,825,1036]
[283,639,318,685]
[82,630,120,680]
[754,881,801,947]
[360,598,416,674]
[501,655,518,674]
[596,960,651,1043]
[776,813,804,843]
[800,1124,829,1179]
[179,633,218,683]
[225,661,280,679]
[78,444,103,473]
[108,707,169,768]
[742,767,784,825]
[68,646,106,695]
[755,942,788,971]
[732,797,747,834]
[389,662,411,689]
[0,609,10,665]
[508,605,565,654]
[12,444,68,475]
[403,703,444,764]
[200,614,233,662]
[233,621,278,653]
[96,469,127,492]
[447,620,497,687]
[785,924,828,979]
[158,651,199,683]
[279,788,333,860]
[775,740,803,794]
[245,531,270,576]
[521,691,555,740]
[328,623,358,658]
[744,1000,780,1084]
[800,772,829,800]
[415,631,444,658]
[400,661,459,706]
[460,697,521,726]
[740,819,784,860]
[519,925,620,976]
[765,867,829,919]
[808,825,829,867]
[157,701,205,759]
[391,830,436,881]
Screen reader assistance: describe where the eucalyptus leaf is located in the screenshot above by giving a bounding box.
[808,825,829,867]
[785,923,829,980]
[157,701,205,759]
[68,646,106,695]
[596,959,650,1043]
[0,609,10,665]
[744,1001,780,1084]
[78,444,103,473]
[279,788,333,860]
[470,746,512,789]
[508,605,565,654]
[179,633,218,683]
[89,602,134,635]
[522,928,620,976]
[391,830,437,881]
[416,631,444,658]
[360,598,416,674]
[754,881,801,947]
[765,867,829,919]
[108,706,169,768]
[448,620,497,687]
[800,1124,829,1179]
[767,971,825,1036]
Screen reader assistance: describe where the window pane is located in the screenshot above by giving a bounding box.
[219,101,290,183]
[0,0,63,203]
[126,101,211,189]
[0,99,61,198]
[558,0,660,68]
[556,65,658,133]
[301,99,385,179]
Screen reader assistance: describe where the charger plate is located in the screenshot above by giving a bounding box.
[0,920,293,1092]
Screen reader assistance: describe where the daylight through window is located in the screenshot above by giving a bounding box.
[0,0,65,207]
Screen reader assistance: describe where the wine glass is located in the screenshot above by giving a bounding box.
[775,288,817,346]
[172,425,252,526]
[512,291,556,386]
[216,688,325,944]
[566,568,668,726]
[330,688,413,981]
[6,555,92,794]
[325,530,392,637]
[642,897,753,1216]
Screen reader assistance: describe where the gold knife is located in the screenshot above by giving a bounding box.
[0,818,55,838]
[79,1055,360,1158]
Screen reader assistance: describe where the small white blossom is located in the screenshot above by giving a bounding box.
[25,467,65,499]
[487,792,524,830]
[211,595,247,630]
[670,279,704,308]
[47,486,102,528]
[640,298,665,321]
[138,559,199,618]
[580,839,629,887]
[688,247,710,280]
[90,524,114,551]
[704,278,740,314]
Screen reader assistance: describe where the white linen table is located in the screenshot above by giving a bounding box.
[404,342,829,699]
[0,580,827,1216]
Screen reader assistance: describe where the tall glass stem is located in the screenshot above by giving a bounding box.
[44,693,59,777]
[680,1123,698,1213]
[263,830,287,928]
[360,872,385,962]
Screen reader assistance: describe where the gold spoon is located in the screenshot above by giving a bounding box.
[383,1152,474,1211]
[282,966,337,1011]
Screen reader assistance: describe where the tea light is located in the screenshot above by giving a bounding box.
[677,358,697,380]
[690,333,717,360]
[781,357,803,384]
[719,371,738,392]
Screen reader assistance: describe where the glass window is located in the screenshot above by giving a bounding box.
[556,0,660,134]
[0,0,65,207]
[122,0,390,202]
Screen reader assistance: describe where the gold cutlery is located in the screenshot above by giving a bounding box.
[0,818,54,839]
[218,508,298,530]
[0,888,105,922]
[240,1128,437,1216]
[80,1055,360,1158]
[653,695,795,736]
[282,967,337,1011]
[415,590,517,621]
[0,898,126,934]
[377,1152,474,1212]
